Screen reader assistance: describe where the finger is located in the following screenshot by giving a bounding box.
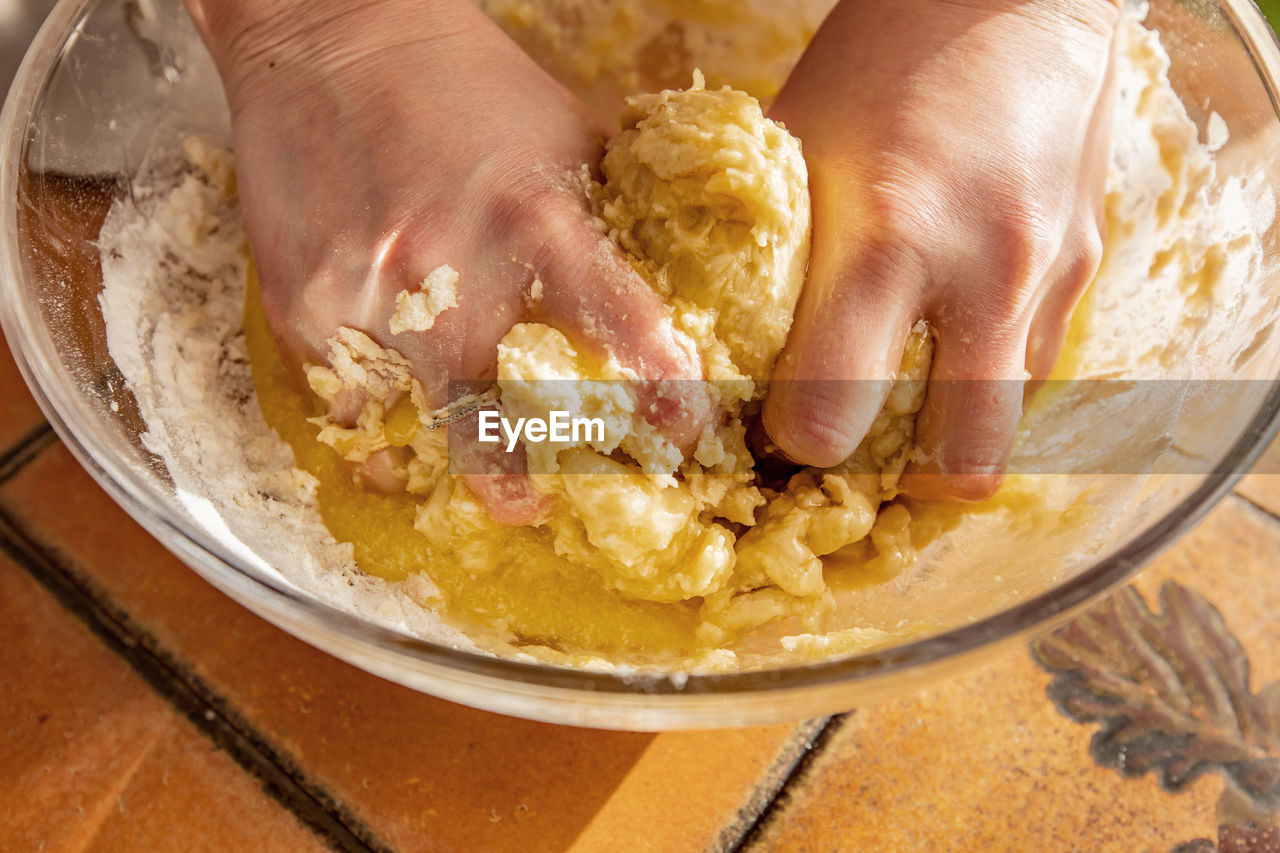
[1024,23,1114,389]
[1025,226,1104,383]
[463,471,551,527]
[532,219,714,450]
[451,408,553,526]
[762,239,923,469]
[1026,31,1114,385]
[900,320,1029,502]
[351,447,411,492]
[318,384,416,494]
[385,254,528,406]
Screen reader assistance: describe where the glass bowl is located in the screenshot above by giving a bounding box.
[3,0,1280,730]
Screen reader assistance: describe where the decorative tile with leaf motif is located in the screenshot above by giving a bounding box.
[1034,583,1280,853]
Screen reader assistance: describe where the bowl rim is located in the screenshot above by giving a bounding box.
[3,0,1280,707]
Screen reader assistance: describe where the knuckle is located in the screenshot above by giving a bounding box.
[1041,220,1105,314]
[832,175,934,304]
[768,382,874,468]
[828,237,927,319]
[486,173,580,237]
[1077,222,1105,280]
[299,263,380,330]
[862,235,929,288]
[861,173,946,246]
[482,184,542,242]
[929,298,1028,367]
[491,181,594,275]
[935,472,1005,502]
[955,203,1062,324]
[991,202,1060,285]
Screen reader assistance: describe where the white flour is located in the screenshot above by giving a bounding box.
[98,142,484,653]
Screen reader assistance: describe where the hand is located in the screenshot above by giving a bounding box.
[185,0,710,523]
[762,0,1119,500]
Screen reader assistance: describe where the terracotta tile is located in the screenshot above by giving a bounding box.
[0,443,818,852]
[568,723,823,852]
[78,732,331,853]
[0,553,325,852]
[747,498,1277,852]
[0,328,46,455]
[1235,432,1280,516]
[752,665,1218,852]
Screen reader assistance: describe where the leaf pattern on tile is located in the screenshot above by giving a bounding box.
[1032,582,1280,812]
[1218,822,1280,853]
[1171,824,1280,853]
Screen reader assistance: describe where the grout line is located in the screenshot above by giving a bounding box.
[723,712,850,852]
[710,715,832,853]
[1229,489,1280,526]
[0,422,55,485]
[0,504,395,853]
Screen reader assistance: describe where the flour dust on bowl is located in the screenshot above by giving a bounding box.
[3,0,1280,729]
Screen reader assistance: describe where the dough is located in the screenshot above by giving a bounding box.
[388,265,460,335]
[476,0,833,120]
[596,69,810,381]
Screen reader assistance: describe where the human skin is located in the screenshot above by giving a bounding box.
[185,0,1119,511]
[763,0,1121,499]
[183,0,712,524]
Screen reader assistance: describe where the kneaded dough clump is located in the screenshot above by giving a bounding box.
[598,70,811,380]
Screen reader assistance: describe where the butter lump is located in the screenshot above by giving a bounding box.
[389,264,460,335]
[597,70,811,379]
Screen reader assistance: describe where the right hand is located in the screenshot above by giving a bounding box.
[762,0,1117,500]
[184,0,712,524]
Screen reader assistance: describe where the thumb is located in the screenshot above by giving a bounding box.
[764,238,922,468]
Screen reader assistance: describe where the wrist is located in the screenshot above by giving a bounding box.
[1031,0,1122,37]
[182,0,470,92]
[183,0,336,62]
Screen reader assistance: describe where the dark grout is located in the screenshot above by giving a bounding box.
[723,712,851,852]
[710,714,832,853]
[0,462,394,853]
[0,422,55,485]
[1229,489,1280,527]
